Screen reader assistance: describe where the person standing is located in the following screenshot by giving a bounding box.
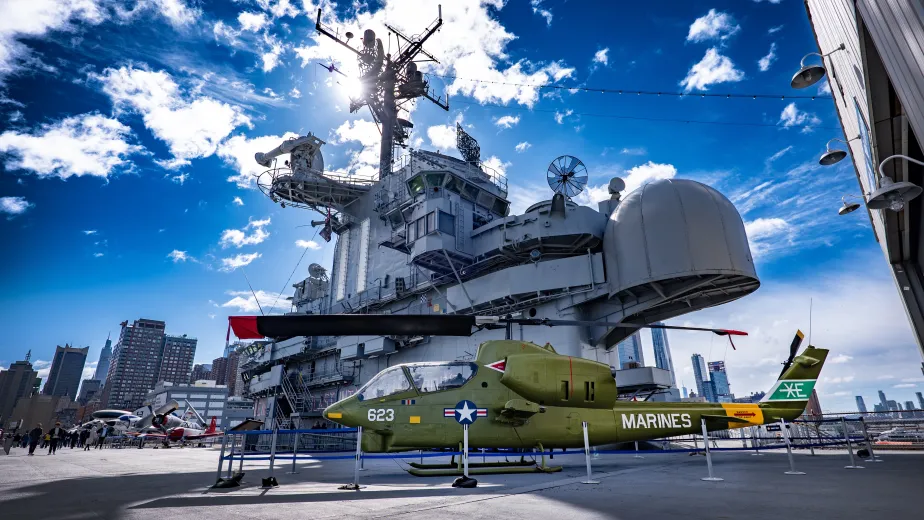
[79,429,90,449]
[84,429,96,451]
[47,423,65,455]
[95,426,107,449]
[28,424,42,456]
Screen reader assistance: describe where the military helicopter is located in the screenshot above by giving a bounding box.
[230,315,826,479]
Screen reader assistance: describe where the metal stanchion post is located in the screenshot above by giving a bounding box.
[288,432,299,474]
[215,434,227,482]
[238,433,245,474]
[806,424,816,456]
[462,423,470,478]
[634,441,644,458]
[340,426,363,490]
[751,426,763,456]
[581,421,599,484]
[700,419,723,482]
[841,417,864,469]
[227,434,234,479]
[261,428,280,487]
[860,418,882,462]
[781,419,804,475]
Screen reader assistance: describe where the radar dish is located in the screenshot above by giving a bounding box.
[547,155,588,198]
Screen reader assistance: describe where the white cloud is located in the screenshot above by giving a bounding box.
[818,79,831,95]
[238,11,269,32]
[623,161,677,194]
[830,354,854,364]
[295,239,321,250]
[753,0,783,4]
[220,217,271,248]
[261,33,285,72]
[83,230,97,235]
[150,0,201,28]
[427,123,458,151]
[330,119,382,179]
[482,155,510,178]
[531,0,553,26]
[289,87,301,99]
[620,147,646,156]
[232,196,244,206]
[167,250,191,263]
[515,142,531,153]
[744,217,792,258]
[554,109,573,124]
[169,172,189,185]
[219,252,262,272]
[0,113,141,178]
[680,48,744,92]
[0,0,107,85]
[93,252,104,258]
[687,9,740,43]
[94,66,252,167]
[217,131,298,188]
[767,145,792,163]
[494,115,520,129]
[572,184,611,208]
[893,383,917,389]
[593,48,609,66]
[758,42,777,72]
[0,196,33,215]
[256,0,299,18]
[779,102,821,132]
[221,289,288,313]
[291,0,573,108]
[768,25,784,35]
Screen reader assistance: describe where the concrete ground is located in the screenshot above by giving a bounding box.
[0,444,921,520]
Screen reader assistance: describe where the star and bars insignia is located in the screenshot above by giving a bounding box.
[444,400,487,425]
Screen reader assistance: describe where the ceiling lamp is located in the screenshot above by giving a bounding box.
[819,137,857,166]
[791,44,846,90]
[867,155,924,212]
[838,195,862,215]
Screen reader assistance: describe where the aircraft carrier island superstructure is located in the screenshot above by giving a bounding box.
[241,130,760,427]
[239,11,760,428]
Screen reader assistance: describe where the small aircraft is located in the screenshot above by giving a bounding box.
[129,400,222,446]
[317,60,346,77]
[229,315,828,479]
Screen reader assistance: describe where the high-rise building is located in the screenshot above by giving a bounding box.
[0,358,40,426]
[93,334,113,384]
[157,335,197,385]
[708,361,731,397]
[878,390,888,409]
[805,389,823,417]
[42,344,89,398]
[916,391,924,411]
[77,379,102,405]
[691,354,709,400]
[856,395,868,414]
[102,319,167,410]
[904,400,917,418]
[211,356,230,386]
[190,363,212,383]
[616,331,644,369]
[650,324,676,386]
[226,351,241,397]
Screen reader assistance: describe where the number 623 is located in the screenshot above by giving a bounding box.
[367,408,394,422]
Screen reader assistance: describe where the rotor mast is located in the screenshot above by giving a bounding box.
[315,5,449,178]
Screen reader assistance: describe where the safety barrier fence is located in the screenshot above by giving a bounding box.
[212,417,888,489]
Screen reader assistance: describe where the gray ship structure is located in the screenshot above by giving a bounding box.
[239,11,760,428]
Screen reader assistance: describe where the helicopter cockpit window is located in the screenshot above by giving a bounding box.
[407,362,477,393]
[357,366,411,400]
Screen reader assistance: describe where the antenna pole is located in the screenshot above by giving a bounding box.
[809,297,812,345]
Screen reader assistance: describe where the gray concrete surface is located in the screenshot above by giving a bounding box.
[0,445,921,519]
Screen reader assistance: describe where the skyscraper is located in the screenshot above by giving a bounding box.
[904,401,916,418]
[157,335,197,385]
[190,363,212,383]
[77,379,102,405]
[102,319,167,410]
[878,390,888,409]
[211,356,230,386]
[707,361,731,397]
[0,357,39,425]
[856,395,868,414]
[42,344,89,398]
[650,323,676,386]
[916,391,923,411]
[93,334,113,384]
[616,331,644,369]
[691,354,709,400]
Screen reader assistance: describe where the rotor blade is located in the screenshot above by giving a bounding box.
[155,400,179,416]
[499,318,747,337]
[779,329,805,377]
[229,314,477,339]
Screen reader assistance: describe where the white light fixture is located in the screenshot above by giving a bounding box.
[838,195,862,215]
[791,44,846,89]
[867,155,924,211]
[819,137,858,166]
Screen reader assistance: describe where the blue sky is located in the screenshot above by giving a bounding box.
[1,0,922,412]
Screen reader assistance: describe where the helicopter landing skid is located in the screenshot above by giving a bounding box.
[407,443,563,477]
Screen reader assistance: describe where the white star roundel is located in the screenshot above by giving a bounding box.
[444,400,488,425]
